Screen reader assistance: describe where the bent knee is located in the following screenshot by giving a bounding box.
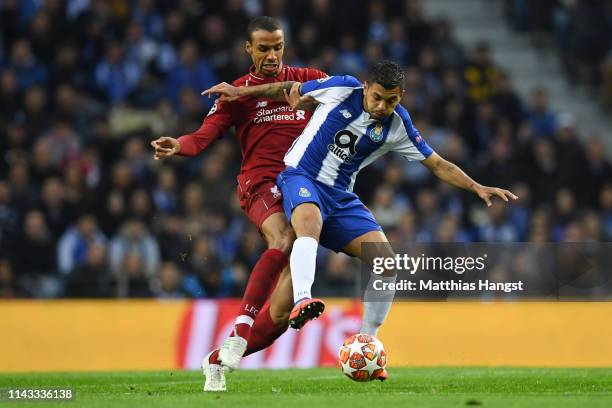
[291,204,322,238]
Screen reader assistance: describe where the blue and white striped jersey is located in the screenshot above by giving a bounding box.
[284,75,434,192]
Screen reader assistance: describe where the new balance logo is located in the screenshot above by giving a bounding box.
[340,109,352,119]
[256,101,268,108]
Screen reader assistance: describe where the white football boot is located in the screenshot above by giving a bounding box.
[202,350,226,392]
[218,336,248,372]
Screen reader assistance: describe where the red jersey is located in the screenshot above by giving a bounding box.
[177,65,327,182]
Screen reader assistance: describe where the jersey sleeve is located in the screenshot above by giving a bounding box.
[177,100,235,156]
[390,106,434,161]
[302,68,328,81]
[300,75,361,104]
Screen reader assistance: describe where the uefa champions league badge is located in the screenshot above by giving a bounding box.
[299,187,311,198]
[369,122,384,142]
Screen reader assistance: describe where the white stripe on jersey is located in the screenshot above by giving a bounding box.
[284,87,355,168]
[388,110,429,162]
[315,148,341,185]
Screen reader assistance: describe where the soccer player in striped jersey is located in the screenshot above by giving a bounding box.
[207,60,517,380]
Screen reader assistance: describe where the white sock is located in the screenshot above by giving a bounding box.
[290,236,318,303]
[361,274,396,336]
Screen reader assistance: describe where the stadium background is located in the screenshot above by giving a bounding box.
[0,0,611,371]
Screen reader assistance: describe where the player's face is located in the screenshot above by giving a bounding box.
[246,29,285,77]
[363,82,404,121]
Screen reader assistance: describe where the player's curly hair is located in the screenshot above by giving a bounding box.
[247,16,283,42]
[369,60,406,90]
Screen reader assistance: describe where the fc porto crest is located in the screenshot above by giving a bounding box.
[369,122,384,142]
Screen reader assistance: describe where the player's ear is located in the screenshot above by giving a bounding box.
[363,81,369,93]
[245,40,252,55]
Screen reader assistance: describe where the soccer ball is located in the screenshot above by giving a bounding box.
[338,333,387,381]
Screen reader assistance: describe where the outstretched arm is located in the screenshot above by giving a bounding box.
[151,101,232,159]
[421,152,518,207]
[202,81,297,101]
[202,81,318,110]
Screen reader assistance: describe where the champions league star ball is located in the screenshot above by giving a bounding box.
[338,333,387,381]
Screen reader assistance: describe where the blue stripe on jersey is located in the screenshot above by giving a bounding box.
[296,89,364,176]
[301,75,361,95]
[395,105,433,158]
[333,118,393,190]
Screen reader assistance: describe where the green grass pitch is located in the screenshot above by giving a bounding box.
[1,367,611,407]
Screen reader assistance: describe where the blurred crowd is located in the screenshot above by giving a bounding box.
[502,0,612,110]
[0,0,610,299]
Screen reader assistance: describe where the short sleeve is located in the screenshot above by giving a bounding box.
[391,106,434,161]
[302,68,328,81]
[300,75,361,104]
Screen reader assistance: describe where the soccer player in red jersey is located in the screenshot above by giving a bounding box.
[151,17,326,391]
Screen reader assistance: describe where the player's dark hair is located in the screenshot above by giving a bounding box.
[369,60,405,90]
[247,16,283,42]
